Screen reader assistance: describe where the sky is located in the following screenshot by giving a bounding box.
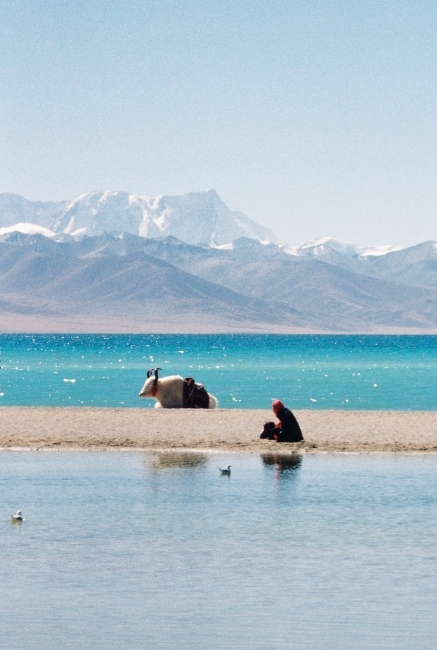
[1,0,436,247]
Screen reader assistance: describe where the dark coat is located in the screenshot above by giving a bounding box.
[260,407,303,443]
[275,407,303,442]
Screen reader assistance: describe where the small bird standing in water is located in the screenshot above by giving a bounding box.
[11,510,24,522]
[219,465,231,475]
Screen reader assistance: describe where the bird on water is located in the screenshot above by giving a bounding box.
[219,465,231,475]
[11,510,24,522]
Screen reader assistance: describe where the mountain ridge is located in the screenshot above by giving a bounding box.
[1,232,437,333]
[0,190,278,246]
[1,191,436,333]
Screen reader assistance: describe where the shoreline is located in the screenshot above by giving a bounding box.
[0,407,436,454]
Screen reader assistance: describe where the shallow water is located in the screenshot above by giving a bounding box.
[1,333,437,409]
[2,452,437,649]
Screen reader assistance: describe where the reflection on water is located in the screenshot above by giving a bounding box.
[149,451,209,469]
[2,452,437,650]
[10,518,23,525]
[261,452,303,474]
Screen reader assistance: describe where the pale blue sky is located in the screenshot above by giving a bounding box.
[1,0,436,246]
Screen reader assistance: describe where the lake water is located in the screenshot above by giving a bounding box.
[1,333,436,409]
[2,451,437,649]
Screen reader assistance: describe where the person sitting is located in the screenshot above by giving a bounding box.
[260,399,304,443]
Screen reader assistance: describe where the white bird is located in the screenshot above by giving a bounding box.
[219,465,231,475]
[11,510,23,522]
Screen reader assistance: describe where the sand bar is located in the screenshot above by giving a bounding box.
[0,407,436,453]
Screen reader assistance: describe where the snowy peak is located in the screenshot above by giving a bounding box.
[52,191,144,237]
[0,222,57,240]
[283,237,405,259]
[1,192,434,266]
[0,190,278,247]
[135,188,279,246]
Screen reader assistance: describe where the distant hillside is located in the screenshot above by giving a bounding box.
[0,242,310,333]
[1,190,437,333]
[1,233,437,333]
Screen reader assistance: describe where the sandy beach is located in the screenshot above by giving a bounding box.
[0,407,436,453]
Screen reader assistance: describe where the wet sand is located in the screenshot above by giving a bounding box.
[0,407,436,453]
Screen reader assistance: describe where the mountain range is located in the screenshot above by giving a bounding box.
[0,190,278,246]
[0,191,436,333]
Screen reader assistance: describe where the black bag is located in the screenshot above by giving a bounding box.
[183,378,210,409]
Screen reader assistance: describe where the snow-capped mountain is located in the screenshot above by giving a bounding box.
[0,190,278,246]
[0,192,420,260]
[2,189,437,333]
[279,237,437,288]
[0,222,57,240]
[283,237,404,258]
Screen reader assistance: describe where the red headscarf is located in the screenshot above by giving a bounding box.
[272,400,284,416]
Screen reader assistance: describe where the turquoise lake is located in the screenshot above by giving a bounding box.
[2,451,437,649]
[0,333,436,409]
[2,335,437,647]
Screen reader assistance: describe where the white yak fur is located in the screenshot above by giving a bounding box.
[139,374,218,409]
